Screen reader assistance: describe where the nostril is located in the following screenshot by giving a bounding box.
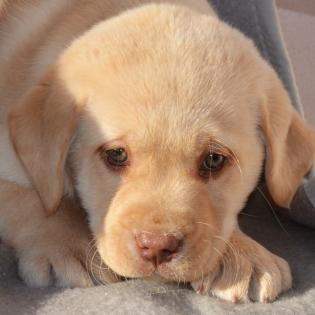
[160,249,174,262]
[174,239,183,254]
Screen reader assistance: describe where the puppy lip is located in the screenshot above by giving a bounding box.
[126,254,183,279]
[109,262,156,279]
[155,264,185,281]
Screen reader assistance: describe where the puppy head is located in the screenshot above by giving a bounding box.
[10,4,315,281]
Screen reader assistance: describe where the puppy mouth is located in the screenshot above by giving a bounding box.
[154,261,186,281]
[98,228,219,282]
[145,252,184,278]
[105,250,213,283]
[112,255,213,283]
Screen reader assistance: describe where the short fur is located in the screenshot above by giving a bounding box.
[1,0,314,303]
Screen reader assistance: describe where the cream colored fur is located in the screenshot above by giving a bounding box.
[1,0,314,303]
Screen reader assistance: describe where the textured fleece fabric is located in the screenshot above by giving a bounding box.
[1,0,314,314]
[1,191,315,315]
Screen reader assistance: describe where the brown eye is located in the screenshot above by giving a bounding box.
[200,153,226,177]
[105,148,128,167]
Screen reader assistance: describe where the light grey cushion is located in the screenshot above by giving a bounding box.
[290,178,315,228]
[1,192,315,315]
[211,0,302,113]
[1,1,314,314]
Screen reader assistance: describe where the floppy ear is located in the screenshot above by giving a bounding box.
[261,70,315,208]
[9,71,83,215]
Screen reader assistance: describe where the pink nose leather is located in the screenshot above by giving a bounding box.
[135,232,180,266]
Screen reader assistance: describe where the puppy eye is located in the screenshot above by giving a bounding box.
[105,148,128,167]
[199,153,226,177]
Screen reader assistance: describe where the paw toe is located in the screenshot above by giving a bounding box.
[18,254,52,287]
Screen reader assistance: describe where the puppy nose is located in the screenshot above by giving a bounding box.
[135,232,180,266]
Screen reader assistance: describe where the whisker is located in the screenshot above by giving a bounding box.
[90,246,104,285]
[85,237,120,286]
[256,186,289,235]
[210,138,244,182]
[195,221,212,228]
[213,246,223,257]
[85,239,101,285]
[239,212,261,218]
[213,235,240,285]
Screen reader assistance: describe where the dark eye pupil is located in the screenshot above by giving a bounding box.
[106,148,128,165]
[202,153,225,172]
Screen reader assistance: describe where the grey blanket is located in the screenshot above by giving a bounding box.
[1,191,315,314]
[1,1,315,314]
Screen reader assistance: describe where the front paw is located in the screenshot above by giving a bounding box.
[17,238,93,288]
[15,201,117,288]
[191,231,292,303]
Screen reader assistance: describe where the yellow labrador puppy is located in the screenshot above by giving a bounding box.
[1,0,314,303]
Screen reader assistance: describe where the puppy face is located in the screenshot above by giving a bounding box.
[10,5,315,282]
[73,73,264,281]
[65,6,265,281]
